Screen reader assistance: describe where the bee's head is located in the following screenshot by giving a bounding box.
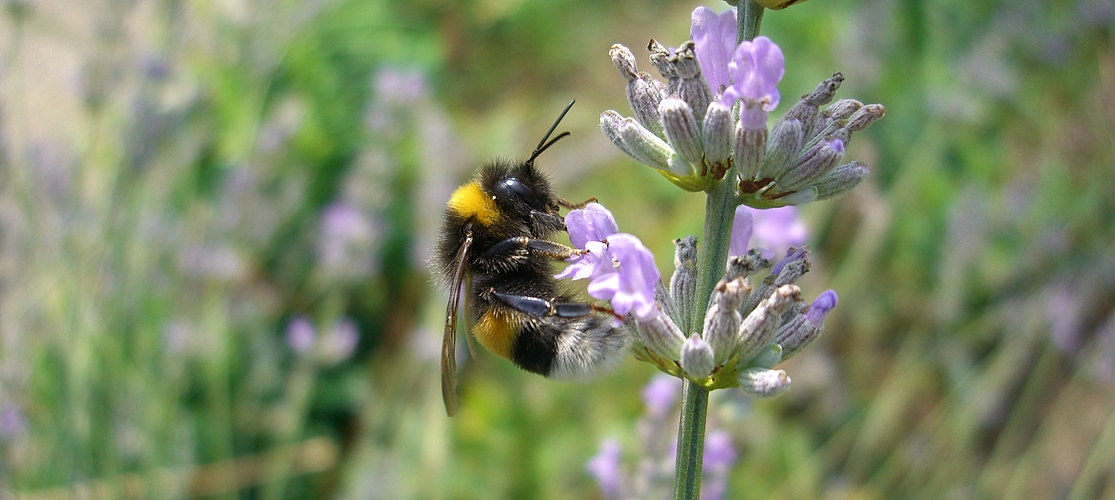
[481,161,558,219]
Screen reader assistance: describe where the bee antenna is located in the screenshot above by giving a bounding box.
[527,100,575,166]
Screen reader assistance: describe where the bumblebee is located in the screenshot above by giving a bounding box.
[434,101,629,416]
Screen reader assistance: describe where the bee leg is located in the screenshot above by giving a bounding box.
[529,210,565,234]
[485,289,622,321]
[555,197,598,210]
[480,236,586,263]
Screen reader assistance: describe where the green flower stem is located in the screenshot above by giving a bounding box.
[672,379,710,500]
[739,0,765,42]
[672,2,765,499]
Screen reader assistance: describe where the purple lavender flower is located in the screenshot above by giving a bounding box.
[586,234,660,322]
[728,205,754,258]
[747,205,808,259]
[691,6,738,94]
[566,202,619,248]
[587,438,624,499]
[287,316,316,354]
[719,36,785,130]
[554,240,610,281]
[642,374,683,418]
[556,203,619,281]
[806,290,838,325]
[559,204,661,322]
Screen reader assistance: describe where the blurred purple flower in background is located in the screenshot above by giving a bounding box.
[318,202,379,280]
[321,318,359,364]
[287,316,316,354]
[587,438,624,499]
[642,374,683,418]
[691,7,738,94]
[0,405,27,440]
[729,205,809,259]
[589,375,741,499]
[375,68,427,106]
[742,205,808,259]
[700,430,738,500]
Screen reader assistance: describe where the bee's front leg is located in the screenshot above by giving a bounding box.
[484,288,621,321]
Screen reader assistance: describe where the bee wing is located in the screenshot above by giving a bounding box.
[462,272,479,359]
[442,227,473,417]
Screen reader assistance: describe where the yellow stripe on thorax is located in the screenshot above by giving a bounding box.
[473,310,520,360]
[447,181,500,227]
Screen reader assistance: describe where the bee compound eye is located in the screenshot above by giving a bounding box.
[499,178,544,209]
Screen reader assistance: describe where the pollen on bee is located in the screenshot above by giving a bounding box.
[447,181,501,227]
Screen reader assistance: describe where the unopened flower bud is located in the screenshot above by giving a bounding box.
[673,42,713,125]
[648,39,680,95]
[748,343,783,369]
[704,278,747,365]
[680,334,715,379]
[845,103,886,132]
[777,289,837,360]
[770,247,811,284]
[825,99,863,121]
[601,110,637,158]
[670,236,698,332]
[724,250,770,283]
[738,367,791,397]
[610,44,639,80]
[636,310,687,361]
[814,161,869,201]
[735,124,767,183]
[738,285,801,362]
[783,73,844,136]
[763,119,804,179]
[660,98,703,166]
[779,135,846,191]
[702,102,733,169]
[743,247,810,315]
[656,280,677,324]
[628,73,666,137]
[609,115,675,172]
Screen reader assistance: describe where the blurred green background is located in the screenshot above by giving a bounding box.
[1,0,1113,498]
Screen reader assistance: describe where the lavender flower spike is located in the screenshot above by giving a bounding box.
[720,36,785,131]
[691,6,738,95]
